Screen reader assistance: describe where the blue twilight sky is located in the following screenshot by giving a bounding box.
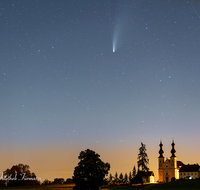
[1,0,200,181]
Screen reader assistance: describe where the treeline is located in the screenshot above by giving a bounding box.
[0,164,40,187]
[72,142,150,189]
[42,178,73,185]
[0,142,149,189]
[0,163,73,187]
[107,166,136,184]
[106,142,150,185]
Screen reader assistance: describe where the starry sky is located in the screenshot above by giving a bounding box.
[1,0,200,182]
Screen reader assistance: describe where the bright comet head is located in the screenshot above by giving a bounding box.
[112,46,115,53]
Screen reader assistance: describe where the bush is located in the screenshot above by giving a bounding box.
[171,177,176,181]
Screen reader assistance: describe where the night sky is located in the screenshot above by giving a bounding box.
[1,0,200,181]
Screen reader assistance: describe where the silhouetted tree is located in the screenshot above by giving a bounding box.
[171,177,176,181]
[124,173,128,184]
[133,143,149,185]
[103,178,108,185]
[0,180,5,187]
[53,178,64,184]
[114,171,118,183]
[42,179,51,185]
[137,142,149,172]
[132,165,136,178]
[128,171,132,183]
[108,173,113,183]
[3,163,40,186]
[66,178,73,184]
[119,173,123,183]
[73,149,110,190]
[131,171,144,184]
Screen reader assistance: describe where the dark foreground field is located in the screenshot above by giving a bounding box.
[0,180,200,190]
[0,184,74,190]
[103,180,200,190]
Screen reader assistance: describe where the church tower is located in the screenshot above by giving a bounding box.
[158,140,164,166]
[170,139,177,168]
[170,139,178,179]
[158,139,179,183]
[158,140,164,182]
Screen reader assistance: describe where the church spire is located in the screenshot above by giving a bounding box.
[170,139,176,157]
[159,140,164,158]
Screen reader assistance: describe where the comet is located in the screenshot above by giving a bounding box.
[112,37,116,52]
[112,25,119,53]
[109,1,132,53]
[191,4,200,18]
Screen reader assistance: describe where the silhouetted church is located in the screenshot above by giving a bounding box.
[158,140,184,182]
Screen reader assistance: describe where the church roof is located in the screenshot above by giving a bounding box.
[179,164,200,172]
[165,159,170,163]
[145,171,154,177]
[137,171,154,177]
[177,161,184,168]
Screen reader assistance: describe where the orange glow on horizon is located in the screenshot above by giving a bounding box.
[1,140,199,182]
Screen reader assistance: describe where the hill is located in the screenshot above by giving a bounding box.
[148,180,200,189]
[0,180,200,190]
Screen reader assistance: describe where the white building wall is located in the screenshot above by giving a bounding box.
[179,172,198,179]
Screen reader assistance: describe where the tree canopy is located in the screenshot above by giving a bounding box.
[132,165,136,178]
[73,149,110,190]
[2,163,40,187]
[53,178,65,184]
[137,142,149,172]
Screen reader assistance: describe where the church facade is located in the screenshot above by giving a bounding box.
[158,140,183,183]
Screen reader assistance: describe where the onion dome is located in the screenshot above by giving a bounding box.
[170,139,176,157]
[159,140,164,158]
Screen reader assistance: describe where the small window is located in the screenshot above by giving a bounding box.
[195,173,196,175]
[184,173,185,175]
[191,173,193,175]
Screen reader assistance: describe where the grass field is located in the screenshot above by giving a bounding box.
[0,180,200,190]
[103,180,200,190]
[0,184,74,190]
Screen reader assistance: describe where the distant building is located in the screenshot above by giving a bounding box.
[179,164,200,179]
[140,171,155,183]
[158,140,184,183]
[131,171,155,184]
